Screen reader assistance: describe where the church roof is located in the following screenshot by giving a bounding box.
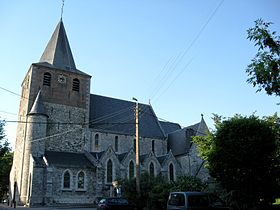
[156,154,168,164]
[159,121,181,135]
[44,151,93,168]
[37,20,77,72]
[28,90,47,116]
[89,94,166,139]
[185,115,208,136]
[90,151,105,160]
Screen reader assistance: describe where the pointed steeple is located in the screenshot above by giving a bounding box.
[196,114,208,136]
[39,20,77,71]
[29,90,48,117]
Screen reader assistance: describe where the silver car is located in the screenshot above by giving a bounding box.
[167,191,230,210]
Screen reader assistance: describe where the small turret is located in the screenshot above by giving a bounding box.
[27,90,48,157]
[20,90,48,204]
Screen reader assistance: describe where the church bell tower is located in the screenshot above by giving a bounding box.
[10,19,91,205]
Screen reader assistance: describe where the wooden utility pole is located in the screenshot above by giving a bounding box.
[133,98,140,196]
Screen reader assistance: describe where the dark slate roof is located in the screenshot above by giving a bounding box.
[89,94,166,139]
[44,151,93,168]
[157,155,167,164]
[186,123,200,132]
[37,20,80,73]
[90,151,105,160]
[185,116,208,136]
[28,90,47,116]
[117,152,128,162]
[159,121,181,135]
[33,156,46,168]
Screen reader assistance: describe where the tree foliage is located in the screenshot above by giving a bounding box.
[193,114,280,209]
[122,173,206,210]
[246,19,280,96]
[0,120,13,200]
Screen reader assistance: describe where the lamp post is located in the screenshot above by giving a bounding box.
[132,97,140,197]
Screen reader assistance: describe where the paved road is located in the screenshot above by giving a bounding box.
[0,204,96,210]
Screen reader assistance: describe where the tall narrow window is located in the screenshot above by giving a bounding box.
[115,136,119,152]
[43,72,51,86]
[63,170,71,189]
[72,78,80,92]
[133,139,136,152]
[95,134,99,149]
[106,159,113,183]
[77,171,85,189]
[149,162,155,177]
[169,163,174,182]
[129,160,134,179]
[152,140,155,153]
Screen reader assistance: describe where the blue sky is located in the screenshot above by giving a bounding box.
[0,0,279,149]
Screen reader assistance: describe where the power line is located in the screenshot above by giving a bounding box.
[149,0,225,102]
[0,111,17,116]
[152,57,194,103]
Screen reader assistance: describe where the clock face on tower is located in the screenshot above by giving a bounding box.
[58,75,66,84]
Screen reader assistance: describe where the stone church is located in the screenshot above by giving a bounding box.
[9,19,209,206]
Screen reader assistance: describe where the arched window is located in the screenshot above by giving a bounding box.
[77,171,85,189]
[149,162,155,177]
[106,159,113,183]
[115,136,119,152]
[152,140,155,153]
[95,134,99,149]
[133,139,136,152]
[169,163,174,182]
[129,160,134,179]
[43,72,51,86]
[72,78,80,92]
[63,170,71,189]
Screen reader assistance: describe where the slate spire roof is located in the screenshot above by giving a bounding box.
[29,90,47,117]
[39,20,77,71]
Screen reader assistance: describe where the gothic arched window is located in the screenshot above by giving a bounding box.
[129,160,134,179]
[63,170,71,189]
[95,134,99,149]
[106,159,113,183]
[115,136,119,152]
[77,171,85,189]
[152,140,155,153]
[43,72,51,86]
[169,163,174,182]
[72,78,80,92]
[149,162,155,177]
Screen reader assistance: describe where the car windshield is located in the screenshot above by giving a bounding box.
[118,198,129,204]
[168,193,185,206]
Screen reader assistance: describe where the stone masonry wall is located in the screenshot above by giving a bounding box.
[44,166,96,205]
[88,130,167,156]
[44,103,87,153]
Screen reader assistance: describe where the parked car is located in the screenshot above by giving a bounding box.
[167,191,231,210]
[97,197,136,210]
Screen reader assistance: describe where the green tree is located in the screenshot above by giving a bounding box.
[170,176,206,192]
[122,173,206,210]
[193,114,280,209]
[0,120,13,200]
[246,19,280,96]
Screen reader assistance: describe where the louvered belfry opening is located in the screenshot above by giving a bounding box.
[43,72,51,86]
[72,78,80,92]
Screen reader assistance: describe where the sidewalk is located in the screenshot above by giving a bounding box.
[0,204,96,210]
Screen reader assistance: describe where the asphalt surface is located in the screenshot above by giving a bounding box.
[0,204,96,210]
